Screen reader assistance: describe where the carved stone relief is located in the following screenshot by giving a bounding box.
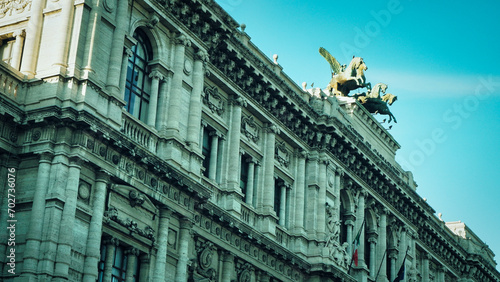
[203,85,224,116]
[241,115,259,143]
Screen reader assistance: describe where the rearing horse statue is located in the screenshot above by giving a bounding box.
[319,47,368,96]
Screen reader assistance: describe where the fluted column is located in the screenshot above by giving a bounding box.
[293,150,306,233]
[166,35,191,136]
[355,191,367,268]
[11,30,25,70]
[53,157,83,281]
[20,0,45,78]
[208,131,220,181]
[221,252,235,282]
[105,0,130,96]
[102,237,120,281]
[147,70,164,127]
[317,156,328,239]
[153,207,172,281]
[82,171,110,282]
[125,248,139,282]
[245,157,255,206]
[19,153,53,280]
[175,218,193,282]
[262,124,279,214]
[82,0,102,74]
[52,0,74,68]
[186,50,209,148]
[226,97,247,189]
[376,208,388,281]
[368,235,377,277]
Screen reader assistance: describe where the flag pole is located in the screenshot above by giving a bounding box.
[393,246,410,282]
[375,248,387,281]
[348,218,365,275]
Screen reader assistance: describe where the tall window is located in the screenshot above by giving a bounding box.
[97,244,140,282]
[240,156,249,201]
[201,127,211,178]
[0,37,15,65]
[124,30,152,123]
[274,178,282,217]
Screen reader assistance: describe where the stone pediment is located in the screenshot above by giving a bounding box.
[109,184,158,227]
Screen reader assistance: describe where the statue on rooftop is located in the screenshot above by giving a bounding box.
[353,83,398,123]
[319,47,368,96]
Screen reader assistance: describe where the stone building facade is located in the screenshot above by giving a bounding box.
[0,0,498,281]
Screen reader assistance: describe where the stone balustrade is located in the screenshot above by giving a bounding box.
[121,112,159,154]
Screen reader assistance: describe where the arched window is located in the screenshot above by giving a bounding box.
[124,29,153,123]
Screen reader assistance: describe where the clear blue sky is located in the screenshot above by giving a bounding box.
[218,0,500,269]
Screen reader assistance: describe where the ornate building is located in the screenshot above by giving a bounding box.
[0,0,498,281]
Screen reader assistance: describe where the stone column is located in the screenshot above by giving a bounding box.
[37,153,69,275]
[397,227,407,268]
[175,218,193,282]
[317,156,328,240]
[106,0,130,96]
[226,97,247,190]
[52,0,74,68]
[278,183,287,226]
[368,235,377,278]
[139,253,151,282]
[157,74,172,136]
[153,207,172,281]
[147,70,164,127]
[82,0,102,74]
[305,153,318,237]
[389,250,398,282]
[221,252,235,282]
[166,35,191,136]
[125,248,139,282]
[208,131,220,181]
[10,30,25,70]
[293,150,306,233]
[102,237,120,281]
[19,153,53,280]
[345,216,355,255]
[355,191,367,268]
[20,0,45,78]
[82,171,110,282]
[53,157,83,281]
[422,253,430,282]
[376,208,388,281]
[245,157,255,206]
[438,266,446,282]
[186,50,209,148]
[262,124,278,214]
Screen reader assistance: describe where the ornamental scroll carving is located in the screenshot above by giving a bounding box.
[195,241,217,279]
[275,141,290,168]
[203,86,224,116]
[241,115,259,143]
[0,0,31,19]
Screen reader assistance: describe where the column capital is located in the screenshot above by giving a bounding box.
[149,70,164,80]
[265,123,280,134]
[158,206,173,218]
[103,236,120,247]
[125,247,140,256]
[124,46,133,57]
[209,130,222,138]
[232,96,247,107]
[368,235,378,244]
[68,156,85,167]
[195,49,209,63]
[179,217,194,229]
[13,29,25,38]
[38,151,54,163]
[96,169,112,183]
[245,156,256,164]
[175,34,191,47]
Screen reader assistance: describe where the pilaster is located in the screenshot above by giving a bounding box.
[153,207,173,281]
[186,49,209,149]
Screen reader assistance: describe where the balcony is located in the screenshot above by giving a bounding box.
[121,112,159,154]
